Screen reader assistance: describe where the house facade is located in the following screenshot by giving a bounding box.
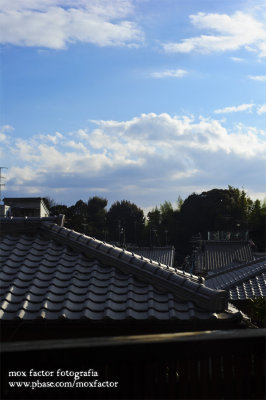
[2,197,50,218]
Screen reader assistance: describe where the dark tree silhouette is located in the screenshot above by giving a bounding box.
[87,196,108,240]
[107,200,145,245]
[49,204,68,216]
[43,196,56,210]
[66,200,88,233]
[44,186,265,253]
[146,202,179,246]
[248,199,266,251]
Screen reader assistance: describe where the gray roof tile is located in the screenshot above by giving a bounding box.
[127,246,175,267]
[206,258,266,300]
[0,218,241,324]
[195,241,254,273]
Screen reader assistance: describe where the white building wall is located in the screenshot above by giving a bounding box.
[0,205,11,217]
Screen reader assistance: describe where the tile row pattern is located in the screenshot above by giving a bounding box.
[39,222,228,312]
[1,233,224,321]
[127,247,175,268]
[206,258,266,300]
[195,241,254,273]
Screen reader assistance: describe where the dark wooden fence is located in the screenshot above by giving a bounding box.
[1,329,265,399]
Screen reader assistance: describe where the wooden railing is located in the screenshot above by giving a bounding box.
[1,329,265,399]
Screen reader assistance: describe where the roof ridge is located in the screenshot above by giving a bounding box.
[206,257,266,280]
[202,240,250,244]
[206,259,266,290]
[40,222,228,312]
[0,216,65,234]
[127,246,175,250]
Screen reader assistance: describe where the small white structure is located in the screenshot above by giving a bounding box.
[0,205,11,217]
[3,197,50,218]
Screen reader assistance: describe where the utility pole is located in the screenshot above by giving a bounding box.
[0,167,8,203]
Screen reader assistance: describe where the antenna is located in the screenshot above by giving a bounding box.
[0,167,8,204]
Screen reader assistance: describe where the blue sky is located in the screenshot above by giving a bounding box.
[0,0,266,211]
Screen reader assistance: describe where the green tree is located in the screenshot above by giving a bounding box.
[177,195,184,211]
[249,199,266,251]
[227,186,253,229]
[176,187,254,256]
[146,201,179,246]
[146,207,161,245]
[237,298,266,327]
[49,204,68,216]
[160,201,176,246]
[67,200,88,233]
[107,200,145,245]
[147,207,161,228]
[87,196,108,240]
[145,206,162,246]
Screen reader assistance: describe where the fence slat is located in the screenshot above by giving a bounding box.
[1,329,265,399]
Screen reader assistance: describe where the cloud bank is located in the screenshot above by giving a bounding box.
[163,10,266,58]
[2,114,266,206]
[0,0,143,49]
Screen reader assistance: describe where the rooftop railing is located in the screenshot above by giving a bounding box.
[1,329,265,399]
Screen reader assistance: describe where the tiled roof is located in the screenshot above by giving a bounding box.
[126,246,175,267]
[0,217,239,324]
[195,241,254,273]
[206,257,266,300]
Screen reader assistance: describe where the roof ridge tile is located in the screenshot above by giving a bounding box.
[207,261,266,290]
[40,222,228,312]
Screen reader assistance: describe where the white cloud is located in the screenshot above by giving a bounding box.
[0,125,14,143]
[230,56,244,62]
[0,0,134,17]
[0,125,14,132]
[3,113,266,206]
[249,75,266,81]
[257,104,266,114]
[246,190,266,202]
[76,128,90,140]
[0,0,143,49]
[38,131,63,144]
[150,69,188,78]
[171,169,199,181]
[66,140,87,151]
[214,103,254,114]
[8,166,39,185]
[0,133,7,142]
[163,11,266,58]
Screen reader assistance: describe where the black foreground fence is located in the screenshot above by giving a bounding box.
[1,329,265,399]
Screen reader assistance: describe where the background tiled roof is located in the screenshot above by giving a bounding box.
[206,258,266,300]
[126,246,175,267]
[195,241,254,273]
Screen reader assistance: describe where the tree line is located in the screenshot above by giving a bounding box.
[45,186,266,257]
